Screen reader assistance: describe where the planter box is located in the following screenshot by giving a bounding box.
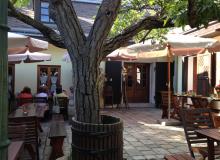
[71,115,123,160]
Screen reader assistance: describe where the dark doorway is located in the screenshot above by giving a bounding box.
[105,61,122,105]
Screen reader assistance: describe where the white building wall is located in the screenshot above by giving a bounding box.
[187,57,194,91]
[15,44,72,94]
[173,56,183,94]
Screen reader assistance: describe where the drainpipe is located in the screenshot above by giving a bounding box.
[0,0,10,159]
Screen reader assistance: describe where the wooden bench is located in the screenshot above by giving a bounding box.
[48,119,67,160]
[164,153,195,160]
[8,141,24,160]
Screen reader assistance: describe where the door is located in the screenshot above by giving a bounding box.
[196,54,211,96]
[124,63,150,102]
[37,65,61,93]
[105,61,122,105]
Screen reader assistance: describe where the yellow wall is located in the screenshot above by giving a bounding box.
[15,44,72,94]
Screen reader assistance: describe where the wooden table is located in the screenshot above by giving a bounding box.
[8,141,24,160]
[195,128,220,160]
[9,103,49,118]
[174,94,215,108]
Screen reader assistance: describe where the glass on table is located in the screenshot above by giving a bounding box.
[22,104,28,115]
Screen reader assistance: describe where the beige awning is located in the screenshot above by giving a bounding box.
[8,32,48,54]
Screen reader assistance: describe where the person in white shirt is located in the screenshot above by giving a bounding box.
[35,86,48,98]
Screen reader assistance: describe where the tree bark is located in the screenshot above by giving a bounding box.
[8,1,65,48]
[72,55,101,123]
[50,0,121,123]
[187,0,197,28]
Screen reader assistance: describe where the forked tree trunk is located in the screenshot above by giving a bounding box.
[72,52,101,123]
[50,0,121,123]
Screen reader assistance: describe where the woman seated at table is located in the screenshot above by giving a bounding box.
[17,86,33,99]
[17,86,33,106]
[35,86,48,98]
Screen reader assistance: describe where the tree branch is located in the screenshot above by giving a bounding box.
[187,0,197,28]
[8,1,65,48]
[86,0,121,59]
[102,16,174,57]
[139,30,152,43]
[49,0,86,58]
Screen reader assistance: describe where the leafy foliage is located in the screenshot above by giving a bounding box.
[12,0,30,8]
[109,0,220,42]
[11,0,220,42]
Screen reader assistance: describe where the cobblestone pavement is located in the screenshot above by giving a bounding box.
[101,107,189,160]
[39,106,193,160]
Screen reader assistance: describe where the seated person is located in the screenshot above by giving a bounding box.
[17,86,33,106]
[35,86,48,98]
[55,86,68,98]
[17,86,33,99]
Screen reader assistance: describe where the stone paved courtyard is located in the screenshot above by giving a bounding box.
[39,106,194,160]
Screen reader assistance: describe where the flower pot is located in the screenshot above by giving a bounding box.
[71,115,123,160]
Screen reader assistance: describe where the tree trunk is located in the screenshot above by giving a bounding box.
[72,52,102,123]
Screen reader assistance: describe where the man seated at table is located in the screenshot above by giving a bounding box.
[55,86,68,98]
[35,86,48,98]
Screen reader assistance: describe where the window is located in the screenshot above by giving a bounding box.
[40,2,54,23]
[37,65,61,93]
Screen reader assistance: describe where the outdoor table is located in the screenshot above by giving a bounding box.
[9,103,49,132]
[174,94,213,108]
[8,103,49,119]
[195,128,220,160]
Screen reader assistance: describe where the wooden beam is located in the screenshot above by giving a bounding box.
[0,0,10,159]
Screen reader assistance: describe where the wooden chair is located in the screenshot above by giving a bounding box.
[56,97,69,120]
[181,108,220,159]
[164,153,195,160]
[103,85,114,108]
[199,98,209,108]
[8,116,39,160]
[161,91,173,118]
[190,97,201,108]
[171,95,182,120]
[34,97,48,103]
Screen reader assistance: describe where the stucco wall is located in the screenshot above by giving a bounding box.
[15,44,72,94]
[14,44,106,95]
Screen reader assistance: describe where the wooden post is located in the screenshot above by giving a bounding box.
[0,0,10,159]
[167,45,172,120]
